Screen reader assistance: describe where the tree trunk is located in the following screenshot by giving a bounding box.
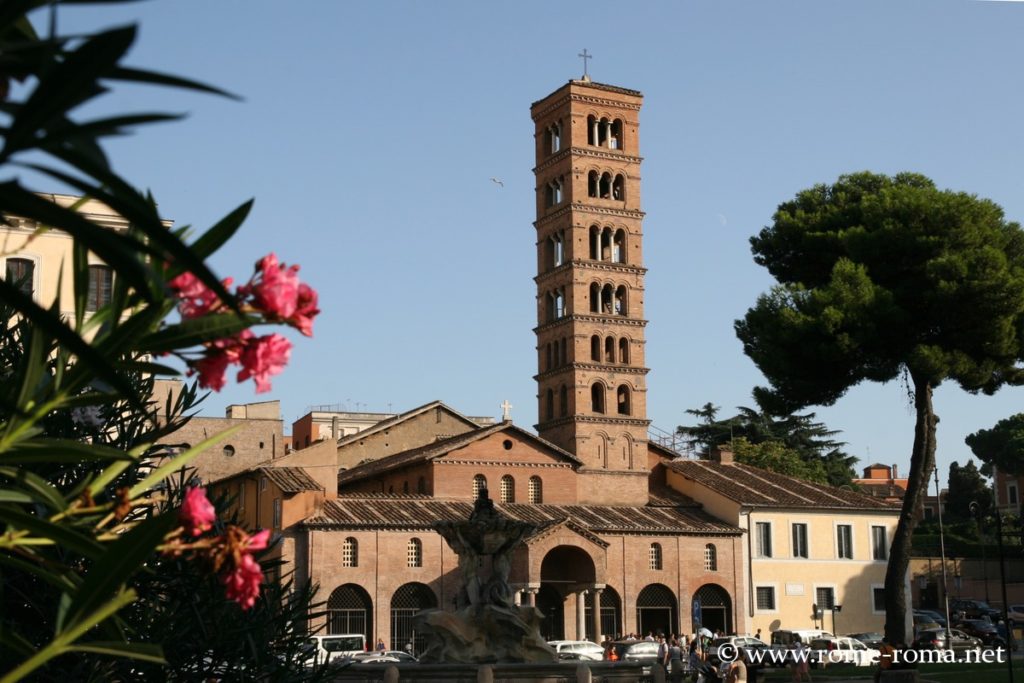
[884,374,937,645]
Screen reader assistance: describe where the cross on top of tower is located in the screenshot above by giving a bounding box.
[578,49,592,80]
[500,399,513,422]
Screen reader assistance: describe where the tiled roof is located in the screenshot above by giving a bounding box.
[668,460,900,511]
[305,495,741,536]
[335,400,479,449]
[337,422,582,486]
[258,467,323,494]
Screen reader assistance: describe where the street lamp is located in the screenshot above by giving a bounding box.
[971,499,1014,683]
[933,466,953,646]
[832,605,842,636]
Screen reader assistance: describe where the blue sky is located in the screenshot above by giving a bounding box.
[47,1,1024,486]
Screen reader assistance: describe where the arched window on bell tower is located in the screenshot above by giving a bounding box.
[601,284,614,314]
[613,174,625,201]
[591,383,605,414]
[611,118,623,150]
[601,227,613,261]
[587,115,597,146]
[590,335,600,362]
[619,338,629,365]
[613,229,626,263]
[589,225,600,259]
[616,385,631,415]
[605,336,615,364]
[598,117,610,147]
[599,172,611,199]
[588,171,598,198]
[545,388,554,420]
[614,285,627,316]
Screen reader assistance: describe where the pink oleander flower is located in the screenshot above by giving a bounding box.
[193,349,231,391]
[169,272,232,319]
[237,333,291,393]
[290,283,320,337]
[180,487,217,537]
[222,552,263,610]
[251,253,301,319]
[247,529,271,552]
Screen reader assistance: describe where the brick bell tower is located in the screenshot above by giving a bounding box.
[530,76,651,506]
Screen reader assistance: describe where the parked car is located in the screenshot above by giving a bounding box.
[306,634,367,665]
[807,637,880,667]
[1006,604,1024,624]
[707,636,775,669]
[353,650,418,663]
[911,629,979,651]
[914,609,948,627]
[845,632,883,649]
[951,599,1002,621]
[547,640,605,661]
[956,619,1006,648]
[607,639,660,675]
[912,612,941,636]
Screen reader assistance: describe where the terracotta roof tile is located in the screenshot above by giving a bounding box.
[337,422,581,486]
[258,467,323,494]
[305,495,740,535]
[668,460,899,511]
[335,400,479,449]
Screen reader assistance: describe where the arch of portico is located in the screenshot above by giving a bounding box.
[515,523,610,642]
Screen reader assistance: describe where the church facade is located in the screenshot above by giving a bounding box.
[208,77,900,653]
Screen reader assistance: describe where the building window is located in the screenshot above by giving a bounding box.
[1009,483,1019,506]
[342,537,358,567]
[472,474,487,498]
[616,385,631,415]
[755,586,776,611]
[407,538,422,568]
[86,264,113,311]
[591,383,605,414]
[649,543,663,570]
[792,523,808,559]
[223,445,235,457]
[528,476,542,504]
[5,257,36,298]
[417,476,426,494]
[837,524,853,559]
[272,498,282,529]
[816,586,835,611]
[755,522,772,558]
[872,586,885,613]
[704,544,717,571]
[871,526,888,561]
[500,475,515,503]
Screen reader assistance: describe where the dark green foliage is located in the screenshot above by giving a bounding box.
[735,171,1024,645]
[966,413,1024,477]
[0,3,322,680]
[676,398,856,485]
[945,461,992,521]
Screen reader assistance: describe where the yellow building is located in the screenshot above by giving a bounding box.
[667,447,905,637]
[0,194,136,314]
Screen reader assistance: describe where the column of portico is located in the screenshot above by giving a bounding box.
[576,589,588,640]
[526,583,540,608]
[591,585,605,644]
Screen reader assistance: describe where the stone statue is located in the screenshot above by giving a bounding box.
[415,488,555,664]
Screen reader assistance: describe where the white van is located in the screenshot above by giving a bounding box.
[307,634,367,664]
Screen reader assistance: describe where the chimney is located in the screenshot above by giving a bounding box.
[710,444,734,465]
[331,416,340,440]
[892,463,899,480]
